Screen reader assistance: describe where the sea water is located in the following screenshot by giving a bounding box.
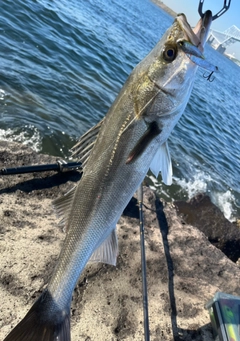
[0,0,239,221]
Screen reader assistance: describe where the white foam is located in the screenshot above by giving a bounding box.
[0,127,42,152]
[0,89,6,100]
[148,174,172,200]
[210,190,236,222]
[173,170,212,199]
[173,171,236,222]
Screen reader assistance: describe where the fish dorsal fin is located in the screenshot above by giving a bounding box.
[70,118,104,168]
[89,228,118,266]
[150,141,172,185]
[52,186,76,230]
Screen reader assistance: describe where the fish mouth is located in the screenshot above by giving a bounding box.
[176,10,212,51]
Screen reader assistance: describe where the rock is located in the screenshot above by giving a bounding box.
[1,142,240,341]
[174,193,240,262]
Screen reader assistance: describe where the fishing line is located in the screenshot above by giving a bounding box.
[137,184,150,341]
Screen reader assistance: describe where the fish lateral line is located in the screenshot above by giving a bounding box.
[126,121,161,164]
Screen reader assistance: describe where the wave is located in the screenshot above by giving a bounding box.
[173,171,237,222]
[0,126,41,152]
[147,168,238,222]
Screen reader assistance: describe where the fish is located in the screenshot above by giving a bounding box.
[4,10,214,341]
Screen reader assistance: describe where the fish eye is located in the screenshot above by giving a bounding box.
[163,45,177,62]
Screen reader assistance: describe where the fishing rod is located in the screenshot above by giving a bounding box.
[0,160,82,175]
[137,184,150,341]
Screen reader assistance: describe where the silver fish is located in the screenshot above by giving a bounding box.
[4,10,213,341]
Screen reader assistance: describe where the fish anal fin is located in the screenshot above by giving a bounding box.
[126,121,161,164]
[3,290,70,341]
[52,186,76,231]
[150,141,172,185]
[90,228,118,266]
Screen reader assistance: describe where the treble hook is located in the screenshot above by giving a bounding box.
[198,0,231,21]
[203,71,215,82]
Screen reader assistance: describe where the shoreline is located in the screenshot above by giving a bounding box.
[151,0,177,18]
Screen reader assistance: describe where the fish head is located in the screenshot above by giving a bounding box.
[141,10,213,118]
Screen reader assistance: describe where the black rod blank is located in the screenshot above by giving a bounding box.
[137,184,150,341]
[0,160,82,175]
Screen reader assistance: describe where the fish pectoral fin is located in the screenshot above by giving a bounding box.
[89,228,118,266]
[70,118,104,168]
[52,186,76,230]
[126,121,161,164]
[150,141,173,185]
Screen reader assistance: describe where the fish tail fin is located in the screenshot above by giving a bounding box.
[4,290,71,341]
